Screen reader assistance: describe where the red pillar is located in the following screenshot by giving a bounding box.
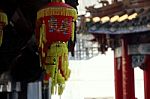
[121,38,135,99]
[114,54,123,99]
[143,55,150,99]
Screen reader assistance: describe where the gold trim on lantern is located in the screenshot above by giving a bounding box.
[37,7,77,21]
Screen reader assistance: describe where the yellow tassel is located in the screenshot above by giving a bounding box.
[65,68,71,81]
[44,43,59,95]
[39,25,43,48]
[39,23,47,58]
[0,11,8,25]
[42,42,71,95]
[57,72,65,84]
[51,82,55,94]
[58,84,65,95]
[45,64,56,78]
[47,43,57,56]
[71,22,75,41]
[0,30,3,46]
[41,23,47,44]
[54,61,58,88]
[56,42,63,56]
[62,43,68,75]
[0,11,8,46]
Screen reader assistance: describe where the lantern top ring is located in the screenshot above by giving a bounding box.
[37,2,77,21]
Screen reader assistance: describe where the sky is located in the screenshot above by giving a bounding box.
[77,0,98,15]
[77,0,112,15]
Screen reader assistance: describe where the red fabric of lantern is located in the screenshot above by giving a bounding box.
[43,15,73,43]
[36,2,77,44]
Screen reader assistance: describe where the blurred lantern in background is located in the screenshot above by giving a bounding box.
[35,0,77,95]
[0,10,8,46]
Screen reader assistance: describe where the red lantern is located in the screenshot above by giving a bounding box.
[36,2,77,45]
[35,1,77,88]
[36,2,77,60]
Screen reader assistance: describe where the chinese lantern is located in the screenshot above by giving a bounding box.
[0,10,8,46]
[36,1,77,54]
[36,0,77,95]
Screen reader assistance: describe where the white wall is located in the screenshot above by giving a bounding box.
[52,49,144,99]
[52,49,115,99]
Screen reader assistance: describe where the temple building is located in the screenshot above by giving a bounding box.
[83,0,150,99]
